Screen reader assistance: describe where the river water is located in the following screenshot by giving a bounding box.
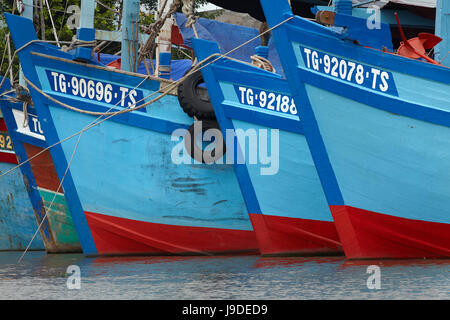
[0,251,448,299]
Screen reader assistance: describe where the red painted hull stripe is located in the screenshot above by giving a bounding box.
[84,211,259,255]
[23,143,61,192]
[0,119,8,132]
[249,213,343,256]
[0,151,18,164]
[330,205,450,259]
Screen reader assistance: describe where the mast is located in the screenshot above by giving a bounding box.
[155,0,174,79]
[19,0,33,86]
[436,0,450,67]
[333,0,352,15]
[121,0,140,72]
[80,0,96,29]
[73,0,96,62]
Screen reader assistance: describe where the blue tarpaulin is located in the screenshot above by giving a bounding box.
[173,13,283,74]
[96,14,284,79]
[98,54,193,81]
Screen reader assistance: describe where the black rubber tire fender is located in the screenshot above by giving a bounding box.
[177,68,216,120]
[184,120,226,164]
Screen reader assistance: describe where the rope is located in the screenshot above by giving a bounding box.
[250,55,276,73]
[0,40,7,77]
[61,39,98,52]
[14,13,293,262]
[182,0,197,28]
[12,15,295,117]
[7,34,14,86]
[44,0,61,47]
[22,1,119,23]
[56,0,70,41]
[94,0,121,15]
[1,16,295,181]
[5,17,294,260]
[17,131,83,264]
[439,51,450,65]
[0,40,70,93]
[137,0,182,66]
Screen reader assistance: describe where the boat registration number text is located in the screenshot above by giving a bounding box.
[300,47,397,94]
[234,86,298,116]
[28,113,44,135]
[46,70,145,108]
[0,132,13,152]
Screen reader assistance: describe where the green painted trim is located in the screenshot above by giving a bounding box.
[38,188,82,251]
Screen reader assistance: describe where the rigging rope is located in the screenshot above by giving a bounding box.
[22,13,291,117]
[44,0,60,47]
[137,0,182,66]
[1,16,295,181]
[250,55,276,73]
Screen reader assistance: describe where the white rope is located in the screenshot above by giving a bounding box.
[0,40,70,93]
[0,40,8,78]
[94,0,120,15]
[251,55,276,73]
[7,34,14,86]
[1,16,295,180]
[138,0,182,66]
[0,73,153,179]
[181,0,197,28]
[17,132,83,263]
[8,16,295,261]
[44,0,61,47]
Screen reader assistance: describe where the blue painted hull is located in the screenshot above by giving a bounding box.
[5,14,258,256]
[0,98,82,253]
[192,40,343,256]
[0,161,44,251]
[261,0,450,259]
[0,115,44,251]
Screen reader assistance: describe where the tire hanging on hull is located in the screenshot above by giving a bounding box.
[184,120,226,164]
[177,68,216,120]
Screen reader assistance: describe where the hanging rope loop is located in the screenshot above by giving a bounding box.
[181,0,197,28]
[250,55,276,73]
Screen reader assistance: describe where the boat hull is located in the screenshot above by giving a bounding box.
[46,104,257,256]
[249,213,341,256]
[331,205,450,259]
[260,0,450,259]
[23,143,81,253]
[85,211,257,256]
[0,101,81,253]
[5,13,258,256]
[192,40,343,256]
[0,118,44,251]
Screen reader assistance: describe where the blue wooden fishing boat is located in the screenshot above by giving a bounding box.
[0,76,44,251]
[260,0,450,259]
[191,40,343,256]
[0,95,82,253]
[3,7,258,256]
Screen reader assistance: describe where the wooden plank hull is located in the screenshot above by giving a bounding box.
[5,13,258,256]
[193,39,343,256]
[0,101,81,253]
[261,0,450,259]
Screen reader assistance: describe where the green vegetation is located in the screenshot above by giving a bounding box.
[0,0,217,79]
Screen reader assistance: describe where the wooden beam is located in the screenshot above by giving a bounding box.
[121,0,140,72]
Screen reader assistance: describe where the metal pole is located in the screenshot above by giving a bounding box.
[20,0,34,85]
[80,0,97,29]
[436,0,450,67]
[121,0,140,72]
[156,0,173,79]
